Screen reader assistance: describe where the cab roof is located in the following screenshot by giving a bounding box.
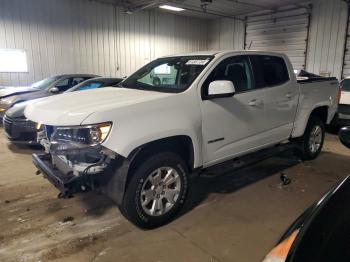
[162,50,286,58]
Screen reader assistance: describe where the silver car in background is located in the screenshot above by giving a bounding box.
[3,77,123,145]
[0,74,98,120]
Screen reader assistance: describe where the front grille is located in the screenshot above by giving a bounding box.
[338,104,350,115]
[3,115,13,136]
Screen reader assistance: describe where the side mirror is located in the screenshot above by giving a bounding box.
[207,80,235,99]
[49,87,59,93]
[339,127,350,149]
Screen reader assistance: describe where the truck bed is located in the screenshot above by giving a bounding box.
[291,75,339,138]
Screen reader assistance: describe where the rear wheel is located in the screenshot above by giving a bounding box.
[297,116,325,160]
[120,152,188,229]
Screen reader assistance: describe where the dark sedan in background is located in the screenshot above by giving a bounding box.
[0,74,98,119]
[3,77,123,145]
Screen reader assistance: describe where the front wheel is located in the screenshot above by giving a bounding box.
[120,152,188,229]
[297,116,325,160]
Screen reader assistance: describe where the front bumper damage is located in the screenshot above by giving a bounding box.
[32,135,134,203]
[33,153,79,198]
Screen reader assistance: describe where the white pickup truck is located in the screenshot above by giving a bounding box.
[25,51,338,228]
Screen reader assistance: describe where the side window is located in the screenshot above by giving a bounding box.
[202,56,254,96]
[250,55,290,88]
[55,78,70,92]
[71,77,86,87]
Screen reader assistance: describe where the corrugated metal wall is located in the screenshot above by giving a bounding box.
[306,0,348,80]
[207,18,245,50]
[245,7,310,70]
[342,9,350,77]
[0,0,209,86]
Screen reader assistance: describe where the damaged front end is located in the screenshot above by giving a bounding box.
[33,123,119,198]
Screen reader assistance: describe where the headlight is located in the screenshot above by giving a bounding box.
[51,122,112,146]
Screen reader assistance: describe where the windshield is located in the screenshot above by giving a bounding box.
[31,76,59,90]
[120,56,214,93]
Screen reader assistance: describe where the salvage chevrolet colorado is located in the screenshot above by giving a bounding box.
[25,51,338,228]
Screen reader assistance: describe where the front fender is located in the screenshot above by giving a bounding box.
[97,96,202,168]
[103,129,203,169]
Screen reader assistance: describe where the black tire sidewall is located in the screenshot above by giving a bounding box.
[122,152,188,229]
[301,117,325,160]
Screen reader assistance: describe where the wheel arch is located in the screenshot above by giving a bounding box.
[127,135,196,174]
[292,105,329,138]
[107,135,196,206]
[309,106,328,124]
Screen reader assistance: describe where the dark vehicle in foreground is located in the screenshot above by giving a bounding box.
[263,127,350,262]
[0,74,98,120]
[3,77,123,145]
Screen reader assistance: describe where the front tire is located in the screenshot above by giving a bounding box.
[298,116,325,160]
[120,152,188,229]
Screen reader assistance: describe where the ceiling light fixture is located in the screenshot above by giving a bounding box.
[159,5,185,12]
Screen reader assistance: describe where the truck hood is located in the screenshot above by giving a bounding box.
[0,86,37,98]
[25,87,174,126]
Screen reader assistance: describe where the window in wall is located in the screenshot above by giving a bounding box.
[0,49,28,73]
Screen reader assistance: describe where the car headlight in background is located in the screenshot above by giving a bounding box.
[36,122,42,130]
[262,230,299,262]
[51,122,112,146]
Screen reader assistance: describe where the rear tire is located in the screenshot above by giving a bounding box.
[297,116,325,160]
[120,152,188,229]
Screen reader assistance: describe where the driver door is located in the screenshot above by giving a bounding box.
[200,55,268,167]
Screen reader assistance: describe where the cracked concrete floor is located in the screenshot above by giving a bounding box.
[1,127,350,262]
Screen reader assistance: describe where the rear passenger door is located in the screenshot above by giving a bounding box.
[250,55,298,142]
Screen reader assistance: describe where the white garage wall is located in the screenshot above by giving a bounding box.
[245,7,310,70]
[206,0,349,80]
[306,0,348,80]
[207,18,245,50]
[0,0,209,86]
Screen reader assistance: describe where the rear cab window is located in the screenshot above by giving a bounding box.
[250,55,290,88]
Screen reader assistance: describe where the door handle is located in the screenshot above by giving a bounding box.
[286,92,292,99]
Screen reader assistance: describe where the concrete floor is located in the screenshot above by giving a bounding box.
[1,128,350,262]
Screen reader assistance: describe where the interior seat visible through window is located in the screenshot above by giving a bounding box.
[202,55,254,97]
[226,64,248,92]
